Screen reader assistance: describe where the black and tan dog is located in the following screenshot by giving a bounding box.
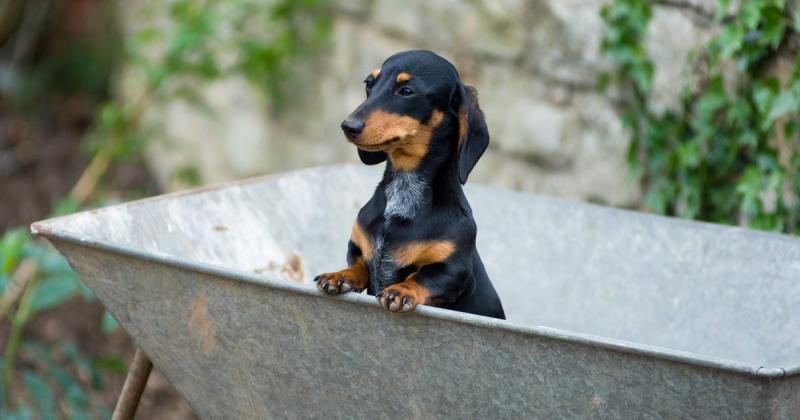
[314,50,505,320]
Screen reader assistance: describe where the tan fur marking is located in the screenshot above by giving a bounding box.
[396,72,411,83]
[458,105,467,145]
[347,258,369,289]
[391,240,455,267]
[355,110,444,171]
[371,69,380,79]
[381,274,431,306]
[316,256,369,291]
[351,222,373,260]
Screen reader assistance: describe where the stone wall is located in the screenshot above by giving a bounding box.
[128,0,724,207]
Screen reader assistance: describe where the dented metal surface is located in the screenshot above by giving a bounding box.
[32,164,800,419]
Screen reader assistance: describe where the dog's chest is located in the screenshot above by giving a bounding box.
[367,172,428,291]
[383,171,427,219]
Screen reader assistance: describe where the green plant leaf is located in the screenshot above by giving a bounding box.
[766,90,798,123]
[0,405,34,420]
[100,311,119,334]
[29,276,77,313]
[716,25,743,58]
[22,370,55,418]
[91,356,127,374]
[740,2,762,30]
[50,198,83,217]
[22,341,54,366]
[760,5,786,48]
[1,229,30,275]
[60,342,102,390]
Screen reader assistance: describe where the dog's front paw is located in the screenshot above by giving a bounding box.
[377,280,429,313]
[314,270,365,295]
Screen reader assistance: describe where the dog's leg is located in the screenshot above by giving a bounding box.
[377,263,462,313]
[315,240,369,295]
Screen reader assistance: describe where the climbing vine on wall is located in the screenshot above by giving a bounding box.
[600,0,800,233]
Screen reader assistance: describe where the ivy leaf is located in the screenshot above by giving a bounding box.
[696,90,727,118]
[716,25,743,58]
[736,167,761,216]
[760,6,786,48]
[752,83,777,115]
[715,0,730,22]
[677,142,700,169]
[726,98,751,127]
[766,90,798,123]
[794,9,800,32]
[740,2,762,30]
[737,130,759,149]
[630,57,653,93]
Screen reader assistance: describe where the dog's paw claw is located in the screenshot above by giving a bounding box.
[314,272,362,295]
[377,288,416,313]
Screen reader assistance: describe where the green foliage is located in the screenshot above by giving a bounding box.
[172,165,204,188]
[87,0,333,181]
[0,229,89,313]
[2,1,333,415]
[99,312,120,335]
[128,0,332,105]
[234,0,333,106]
[1,340,120,419]
[1,229,125,417]
[601,0,800,233]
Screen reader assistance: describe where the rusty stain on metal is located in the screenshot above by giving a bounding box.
[279,253,304,283]
[252,254,304,283]
[188,293,217,356]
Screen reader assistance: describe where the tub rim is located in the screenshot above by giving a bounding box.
[31,221,797,381]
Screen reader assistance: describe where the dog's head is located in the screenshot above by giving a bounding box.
[341,50,489,184]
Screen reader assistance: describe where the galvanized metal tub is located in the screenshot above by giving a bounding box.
[31,164,800,419]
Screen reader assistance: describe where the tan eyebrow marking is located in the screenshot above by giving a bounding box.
[396,72,411,83]
[371,69,380,78]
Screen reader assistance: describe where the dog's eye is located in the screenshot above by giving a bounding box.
[396,86,414,96]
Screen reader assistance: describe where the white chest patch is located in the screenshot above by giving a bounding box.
[384,171,428,220]
[369,171,428,290]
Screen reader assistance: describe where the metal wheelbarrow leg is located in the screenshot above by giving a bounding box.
[112,349,153,420]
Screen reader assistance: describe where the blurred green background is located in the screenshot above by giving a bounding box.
[1,0,799,418]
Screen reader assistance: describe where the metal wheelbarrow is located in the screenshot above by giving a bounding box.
[32,164,800,419]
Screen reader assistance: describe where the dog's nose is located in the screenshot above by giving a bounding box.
[341,118,364,140]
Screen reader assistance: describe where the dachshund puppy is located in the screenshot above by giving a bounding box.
[314,50,505,320]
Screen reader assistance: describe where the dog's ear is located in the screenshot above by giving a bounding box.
[357,149,387,165]
[452,82,489,184]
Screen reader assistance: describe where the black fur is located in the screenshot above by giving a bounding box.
[318,50,504,320]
